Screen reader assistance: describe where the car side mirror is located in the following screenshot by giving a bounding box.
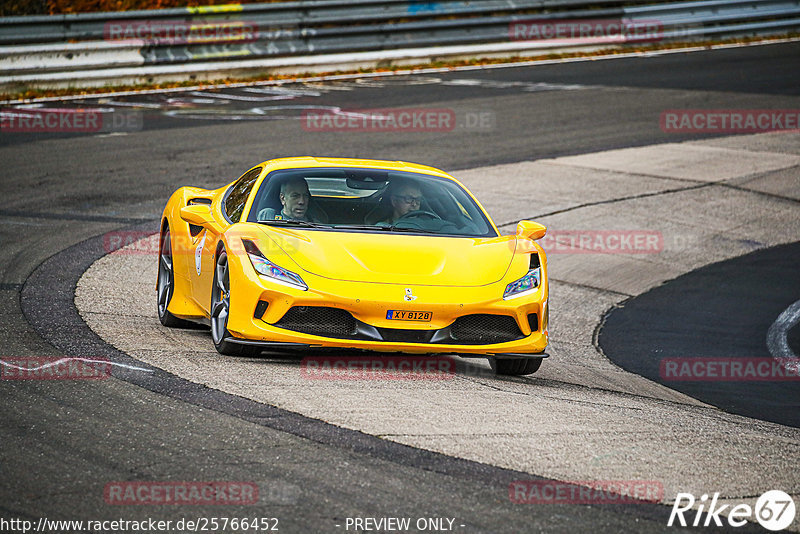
[516,220,546,241]
[180,204,213,225]
[179,204,222,234]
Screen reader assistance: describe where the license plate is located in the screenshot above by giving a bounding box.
[386,310,432,322]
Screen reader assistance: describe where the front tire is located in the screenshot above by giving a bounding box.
[157,227,195,328]
[210,247,260,357]
[489,357,542,376]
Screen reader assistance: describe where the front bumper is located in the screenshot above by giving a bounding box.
[225,253,549,356]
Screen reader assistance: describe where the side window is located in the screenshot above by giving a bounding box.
[224,167,262,223]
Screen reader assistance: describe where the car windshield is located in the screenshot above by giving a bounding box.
[246,168,496,237]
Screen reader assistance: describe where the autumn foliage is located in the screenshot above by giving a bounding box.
[1,0,266,16]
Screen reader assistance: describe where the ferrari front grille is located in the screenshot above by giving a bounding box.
[273,308,526,345]
[274,306,357,338]
[376,327,434,343]
[449,314,523,344]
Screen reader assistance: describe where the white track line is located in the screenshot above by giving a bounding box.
[767,299,800,372]
[0,356,152,373]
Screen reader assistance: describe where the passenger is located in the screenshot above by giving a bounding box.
[380,180,424,225]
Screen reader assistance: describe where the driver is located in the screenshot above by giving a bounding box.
[258,176,323,222]
[380,180,424,225]
[279,176,312,220]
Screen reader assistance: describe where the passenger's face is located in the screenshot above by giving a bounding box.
[392,186,422,218]
[281,182,310,219]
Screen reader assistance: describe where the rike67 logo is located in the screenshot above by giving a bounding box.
[668,490,796,531]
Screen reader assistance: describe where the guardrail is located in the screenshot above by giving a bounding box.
[1,0,799,90]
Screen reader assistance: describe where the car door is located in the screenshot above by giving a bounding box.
[192,166,262,314]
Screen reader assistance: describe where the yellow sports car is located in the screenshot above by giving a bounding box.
[157,157,549,375]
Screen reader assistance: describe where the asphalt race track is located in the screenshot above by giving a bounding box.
[1,41,800,533]
[599,241,800,428]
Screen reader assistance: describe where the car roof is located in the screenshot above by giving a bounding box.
[255,157,452,179]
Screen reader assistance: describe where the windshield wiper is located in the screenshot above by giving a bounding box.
[385,225,442,234]
[259,221,449,235]
[333,224,442,234]
[332,224,394,231]
[257,219,329,228]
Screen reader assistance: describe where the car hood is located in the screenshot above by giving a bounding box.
[256,226,515,286]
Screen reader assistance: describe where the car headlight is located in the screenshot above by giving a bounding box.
[503,267,540,300]
[242,239,307,290]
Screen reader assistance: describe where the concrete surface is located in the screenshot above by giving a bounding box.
[76,132,800,523]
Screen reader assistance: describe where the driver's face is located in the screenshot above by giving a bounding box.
[281,182,310,219]
[392,186,422,218]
